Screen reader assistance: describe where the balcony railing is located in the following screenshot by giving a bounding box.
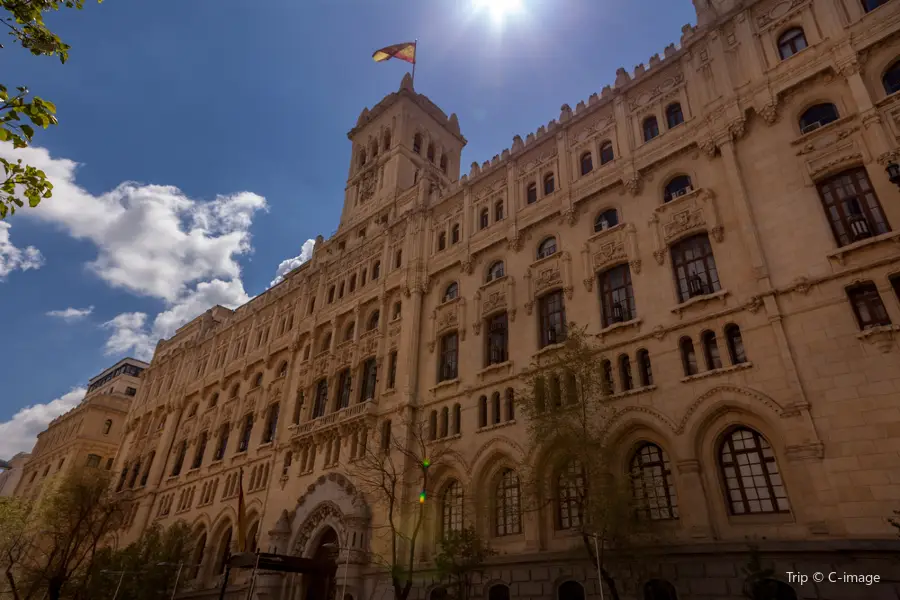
[292,400,375,437]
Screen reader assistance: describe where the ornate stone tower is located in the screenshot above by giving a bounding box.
[340,73,466,228]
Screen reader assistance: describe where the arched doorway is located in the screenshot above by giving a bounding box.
[305,528,339,600]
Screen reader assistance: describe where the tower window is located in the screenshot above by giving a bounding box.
[494,200,504,222]
[778,27,807,59]
[480,208,489,230]
[543,173,555,195]
[665,103,684,128]
[526,182,538,204]
[599,141,614,164]
[643,116,660,141]
[594,209,619,232]
[580,152,593,175]
[799,103,839,133]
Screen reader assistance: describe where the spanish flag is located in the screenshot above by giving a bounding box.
[373,42,417,64]
[236,467,247,552]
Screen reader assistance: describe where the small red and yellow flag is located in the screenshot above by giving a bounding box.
[373,42,417,64]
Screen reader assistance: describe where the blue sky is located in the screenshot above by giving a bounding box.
[0,0,696,459]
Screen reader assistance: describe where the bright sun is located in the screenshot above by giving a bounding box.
[473,0,523,23]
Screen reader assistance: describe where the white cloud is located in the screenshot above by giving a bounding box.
[0,221,44,280]
[0,145,267,302]
[46,306,94,322]
[270,238,316,287]
[0,145,275,362]
[102,279,251,361]
[0,387,86,460]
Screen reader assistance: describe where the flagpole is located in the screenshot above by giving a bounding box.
[411,39,418,88]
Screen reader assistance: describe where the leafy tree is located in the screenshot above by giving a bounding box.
[1,0,102,219]
[433,527,495,600]
[516,324,664,600]
[0,496,33,600]
[9,467,124,600]
[345,415,452,600]
[82,521,194,600]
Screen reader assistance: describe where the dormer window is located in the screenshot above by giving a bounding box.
[536,237,557,260]
[413,133,422,154]
[663,175,693,203]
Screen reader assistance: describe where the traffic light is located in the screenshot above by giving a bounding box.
[419,490,426,504]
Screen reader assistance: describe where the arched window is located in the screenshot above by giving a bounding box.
[594,208,619,233]
[320,332,332,353]
[556,459,584,529]
[816,167,889,247]
[441,480,463,535]
[395,249,403,269]
[491,392,501,424]
[358,150,366,167]
[663,175,693,202]
[383,130,391,151]
[428,411,438,440]
[643,579,679,600]
[701,330,722,370]
[680,337,698,376]
[884,59,900,95]
[536,237,557,259]
[549,374,562,407]
[372,261,381,280]
[478,396,488,428]
[215,526,233,574]
[495,469,521,536]
[230,384,240,398]
[443,282,458,303]
[245,521,259,553]
[349,274,357,292]
[282,451,292,476]
[665,103,684,128]
[599,140,614,164]
[328,286,335,303]
[580,152,593,175]
[724,324,747,364]
[799,103,839,133]
[103,419,112,435]
[438,231,447,251]
[189,531,206,580]
[413,133,422,154]
[543,173,555,195]
[208,393,219,409]
[720,428,790,514]
[392,301,402,320]
[558,581,585,600]
[862,0,890,13]
[505,388,514,420]
[601,359,614,394]
[440,407,449,438]
[637,349,653,386]
[619,354,633,391]
[749,579,797,600]
[486,260,505,282]
[254,373,263,388]
[480,208,489,230]
[630,443,679,520]
[427,143,435,163]
[488,584,510,600]
[451,224,460,244]
[453,403,461,434]
[370,140,378,157]
[367,311,380,331]
[643,116,660,141]
[525,182,538,205]
[440,154,448,173]
[777,27,807,59]
[279,361,288,378]
[494,200,504,221]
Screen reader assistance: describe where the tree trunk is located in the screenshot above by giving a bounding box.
[392,576,412,600]
[47,575,65,600]
[580,534,620,600]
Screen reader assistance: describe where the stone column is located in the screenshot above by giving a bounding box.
[675,459,715,539]
[146,407,183,491]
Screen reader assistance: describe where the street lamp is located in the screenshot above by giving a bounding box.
[323,536,352,600]
[157,561,202,600]
[99,569,133,600]
[887,162,900,189]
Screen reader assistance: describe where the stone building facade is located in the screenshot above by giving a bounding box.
[0,453,31,497]
[12,357,148,503]
[110,0,900,598]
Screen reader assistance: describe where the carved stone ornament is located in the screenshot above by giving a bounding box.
[857,325,899,354]
[624,174,642,196]
[629,259,642,274]
[665,208,706,241]
[699,138,718,157]
[759,102,779,125]
[727,117,746,140]
[461,257,474,275]
[746,296,764,313]
[507,232,523,252]
[482,291,507,314]
[533,267,563,294]
[592,241,627,270]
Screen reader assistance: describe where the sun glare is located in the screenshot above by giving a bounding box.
[473,0,523,24]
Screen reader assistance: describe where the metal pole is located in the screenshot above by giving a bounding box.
[170,562,184,600]
[592,535,605,600]
[338,533,351,600]
[112,571,125,600]
[218,564,231,600]
[245,552,261,600]
[411,39,418,88]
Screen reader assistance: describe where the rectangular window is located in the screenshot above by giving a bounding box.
[237,414,254,453]
[847,283,891,330]
[485,312,509,366]
[539,291,567,348]
[337,370,352,410]
[381,420,392,451]
[192,432,208,469]
[125,387,137,396]
[598,264,636,327]
[817,168,890,247]
[360,358,378,401]
[439,332,459,382]
[263,403,279,443]
[313,379,328,419]
[86,454,101,468]
[214,423,230,461]
[387,351,397,389]
[671,233,721,303]
[172,441,187,476]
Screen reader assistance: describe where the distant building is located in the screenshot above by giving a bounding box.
[112,0,900,598]
[12,358,149,502]
[0,452,31,497]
